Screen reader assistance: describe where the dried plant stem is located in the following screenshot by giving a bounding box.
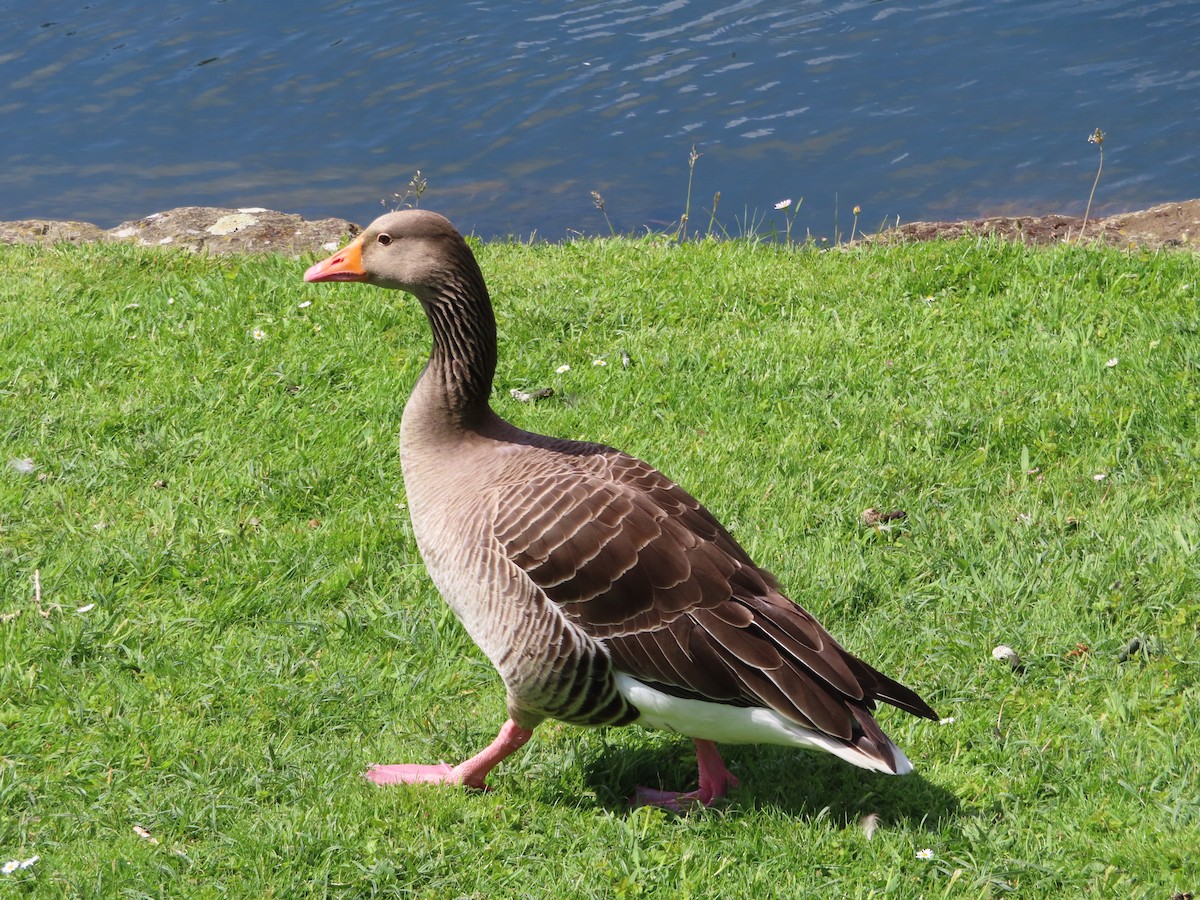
[590,191,615,236]
[1079,151,1102,240]
[382,170,428,212]
[706,191,721,238]
[1079,129,1105,242]
[679,145,701,241]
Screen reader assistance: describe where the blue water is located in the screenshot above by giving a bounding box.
[3,0,1198,240]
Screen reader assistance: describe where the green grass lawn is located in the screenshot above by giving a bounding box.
[1,235,1198,897]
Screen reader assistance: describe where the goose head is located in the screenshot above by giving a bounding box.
[303,209,498,417]
[303,210,477,301]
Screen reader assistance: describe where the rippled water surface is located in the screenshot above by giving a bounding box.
[4,0,1198,238]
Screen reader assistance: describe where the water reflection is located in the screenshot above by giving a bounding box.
[2,0,1197,238]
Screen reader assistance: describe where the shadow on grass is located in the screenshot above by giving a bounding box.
[577,738,959,828]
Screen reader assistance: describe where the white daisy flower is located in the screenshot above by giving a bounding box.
[556,364,571,374]
[2,855,39,874]
[252,329,266,341]
[774,198,792,210]
[916,848,934,860]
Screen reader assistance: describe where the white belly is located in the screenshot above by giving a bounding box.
[614,673,912,775]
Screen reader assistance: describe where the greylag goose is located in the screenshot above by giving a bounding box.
[304,210,937,810]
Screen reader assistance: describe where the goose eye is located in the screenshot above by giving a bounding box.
[377,233,393,246]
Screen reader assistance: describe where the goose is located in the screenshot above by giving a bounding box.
[304,210,937,810]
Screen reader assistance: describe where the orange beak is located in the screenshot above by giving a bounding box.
[303,234,367,282]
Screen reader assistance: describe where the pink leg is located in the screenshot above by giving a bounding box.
[365,719,534,789]
[633,739,740,813]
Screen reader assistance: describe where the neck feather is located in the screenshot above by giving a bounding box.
[416,252,497,427]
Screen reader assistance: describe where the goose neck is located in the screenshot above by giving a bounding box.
[416,274,498,426]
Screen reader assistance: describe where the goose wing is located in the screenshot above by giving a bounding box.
[492,447,936,742]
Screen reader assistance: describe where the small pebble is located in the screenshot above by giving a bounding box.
[510,387,555,403]
[1118,637,1151,663]
[861,508,907,528]
[992,644,1021,670]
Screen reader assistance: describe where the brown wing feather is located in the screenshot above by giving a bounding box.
[492,443,937,742]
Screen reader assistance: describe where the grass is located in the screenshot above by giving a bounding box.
[1,235,1198,897]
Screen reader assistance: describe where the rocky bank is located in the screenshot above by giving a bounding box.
[2,200,1198,255]
[0,207,360,256]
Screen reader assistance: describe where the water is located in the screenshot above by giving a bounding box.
[3,0,1198,240]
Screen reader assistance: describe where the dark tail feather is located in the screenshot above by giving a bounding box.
[849,704,907,773]
[849,656,939,721]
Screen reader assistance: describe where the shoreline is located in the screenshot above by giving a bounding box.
[1,200,1197,256]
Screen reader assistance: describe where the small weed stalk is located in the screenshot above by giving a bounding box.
[382,170,429,211]
[678,145,701,241]
[410,170,428,207]
[591,191,616,236]
[1079,129,1105,242]
[706,191,721,238]
[850,205,861,243]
